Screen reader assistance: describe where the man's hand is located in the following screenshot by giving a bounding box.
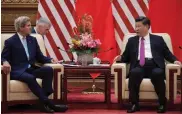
[51,59,59,64]
[2,61,11,74]
[174,61,181,66]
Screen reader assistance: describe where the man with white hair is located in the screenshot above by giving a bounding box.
[32,17,51,36]
[1,16,68,113]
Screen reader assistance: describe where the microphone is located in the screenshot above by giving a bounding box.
[98,47,114,53]
[57,47,75,64]
[57,47,71,52]
[66,42,73,45]
[94,47,114,64]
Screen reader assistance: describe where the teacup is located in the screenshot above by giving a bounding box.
[93,57,101,65]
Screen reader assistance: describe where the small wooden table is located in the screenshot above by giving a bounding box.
[62,65,111,107]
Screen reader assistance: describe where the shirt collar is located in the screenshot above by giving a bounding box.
[139,33,150,41]
[17,32,26,40]
[34,26,38,33]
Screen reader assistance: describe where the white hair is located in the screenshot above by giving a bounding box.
[36,17,51,26]
[14,16,30,32]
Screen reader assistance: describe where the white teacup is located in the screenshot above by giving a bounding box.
[93,57,101,65]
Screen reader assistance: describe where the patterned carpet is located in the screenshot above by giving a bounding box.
[4,87,182,114]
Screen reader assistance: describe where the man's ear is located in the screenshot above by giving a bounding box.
[146,25,150,29]
[19,27,24,31]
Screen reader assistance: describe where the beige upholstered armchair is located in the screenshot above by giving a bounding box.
[1,34,64,112]
[111,33,181,109]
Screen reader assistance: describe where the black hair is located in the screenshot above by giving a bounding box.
[135,16,150,28]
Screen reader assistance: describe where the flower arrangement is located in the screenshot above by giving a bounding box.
[70,14,101,54]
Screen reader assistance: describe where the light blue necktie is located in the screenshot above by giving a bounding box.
[22,38,31,68]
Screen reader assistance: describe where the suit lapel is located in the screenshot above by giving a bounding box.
[135,36,139,59]
[26,35,33,60]
[149,34,155,57]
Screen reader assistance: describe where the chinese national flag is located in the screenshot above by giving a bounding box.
[75,0,117,63]
[148,0,182,61]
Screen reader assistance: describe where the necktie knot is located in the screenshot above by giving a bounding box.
[141,37,144,41]
[22,37,26,41]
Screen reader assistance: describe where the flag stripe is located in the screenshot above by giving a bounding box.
[48,26,71,60]
[113,0,134,32]
[51,0,76,60]
[41,0,72,60]
[44,36,58,60]
[112,4,129,34]
[116,0,135,29]
[114,29,122,54]
[130,0,146,16]
[58,0,77,29]
[45,32,63,60]
[38,2,70,60]
[45,0,73,48]
[39,1,65,60]
[138,0,148,16]
[113,18,124,41]
[64,0,76,22]
[124,0,140,18]
[44,0,72,44]
[70,0,76,9]
[58,0,78,60]
[143,0,149,9]
[38,5,56,59]
[52,0,74,37]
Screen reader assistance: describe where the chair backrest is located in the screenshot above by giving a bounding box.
[1,33,47,56]
[121,33,173,54]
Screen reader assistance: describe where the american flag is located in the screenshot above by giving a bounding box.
[37,0,149,61]
[112,0,149,53]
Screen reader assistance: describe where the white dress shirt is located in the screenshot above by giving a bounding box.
[17,33,31,68]
[138,33,153,60]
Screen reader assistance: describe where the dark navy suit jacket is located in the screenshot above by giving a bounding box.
[1,33,52,78]
[121,34,177,71]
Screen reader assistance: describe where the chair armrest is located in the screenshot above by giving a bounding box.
[1,65,10,102]
[43,63,64,74]
[166,64,181,81]
[166,63,181,71]
[111,63,127,100]
[43,63,64,100]
[111,63,127,74]
[165,63,181,101]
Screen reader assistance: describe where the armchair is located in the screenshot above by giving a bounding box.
[111,33,181,109]
[1,33,64,112]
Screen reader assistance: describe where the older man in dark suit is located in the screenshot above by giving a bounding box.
[116,16,181,113]
[32,17,51,36]
[1,16,67,113]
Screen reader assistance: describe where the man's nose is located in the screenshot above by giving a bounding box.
[137,26,141,29]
